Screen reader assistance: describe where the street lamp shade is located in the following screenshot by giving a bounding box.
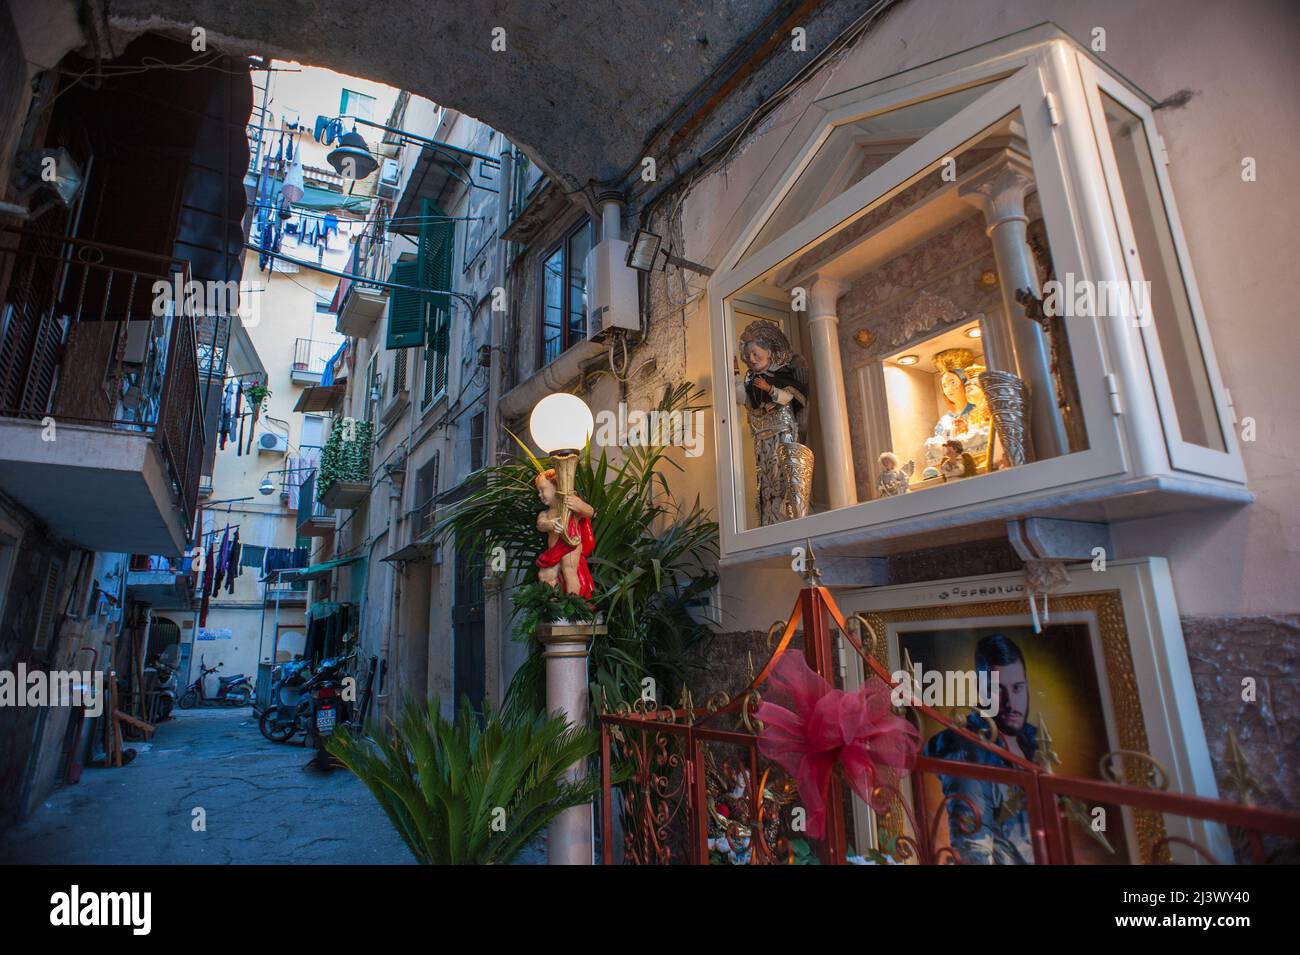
[258,476,276,495]
[529,392,594,455]
[326,131,379,180]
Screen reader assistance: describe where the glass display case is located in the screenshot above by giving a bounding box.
[710,28,1245,558]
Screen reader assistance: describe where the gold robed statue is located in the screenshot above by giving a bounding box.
[923,347,992,472]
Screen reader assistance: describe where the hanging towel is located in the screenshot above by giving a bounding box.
[283,148,305,204]
[240,544,267,570]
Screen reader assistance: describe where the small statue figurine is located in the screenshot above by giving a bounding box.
[734,321,814,526]
[939,439,978,482]
[877,452,914,498]
[534,468,596,599]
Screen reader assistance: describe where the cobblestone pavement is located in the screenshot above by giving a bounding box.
[0,708,415,865]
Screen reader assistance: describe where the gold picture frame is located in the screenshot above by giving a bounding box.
[850,591,1168,864]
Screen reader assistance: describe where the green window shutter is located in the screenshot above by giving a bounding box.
[386,260,425,349]
[417,199,454,312]
[416,199,455,401]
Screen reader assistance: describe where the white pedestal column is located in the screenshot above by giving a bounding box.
[960,152,1068,460]
[806,276,858,509]
[536,620,605,865]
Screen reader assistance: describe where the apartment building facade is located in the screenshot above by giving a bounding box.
[183,63,397,694]
[320,4,1298,812]
[315,91,510,717]
[0,32,252,821]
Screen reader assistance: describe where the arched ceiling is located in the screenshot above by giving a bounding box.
[102,0,880,197]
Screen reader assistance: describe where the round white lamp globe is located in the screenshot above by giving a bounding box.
[529,392,594,454]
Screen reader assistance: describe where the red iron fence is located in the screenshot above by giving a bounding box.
[599,585,1300,865]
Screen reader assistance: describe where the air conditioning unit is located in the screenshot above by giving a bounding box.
[585,239,640,342]
[375,159,400,201]
[258,431,288,454]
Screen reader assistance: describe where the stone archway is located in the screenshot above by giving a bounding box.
[11,0,878,200]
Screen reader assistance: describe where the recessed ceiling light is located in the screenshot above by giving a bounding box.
[965,326,983,339]
[896,354,919,366]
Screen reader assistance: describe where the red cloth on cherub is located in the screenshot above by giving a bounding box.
[535,513,596,599]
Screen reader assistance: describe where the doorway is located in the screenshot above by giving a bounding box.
[451,543,485,715]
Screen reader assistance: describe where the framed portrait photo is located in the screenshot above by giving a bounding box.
[837,557,1226,865]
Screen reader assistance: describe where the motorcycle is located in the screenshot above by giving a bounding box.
[179,655,254,708]
[304,652,356,769]
[145,646,181,722]
[258,658,313,742]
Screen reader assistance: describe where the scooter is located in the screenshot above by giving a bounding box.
[304,652,355,769]
[145,646,181,722]
[179,655,253,708]
[258,658,313,742]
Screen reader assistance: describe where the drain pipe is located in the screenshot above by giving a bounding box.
[484,146,515,702]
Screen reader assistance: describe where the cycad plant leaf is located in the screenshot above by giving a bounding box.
[330,696,600,865]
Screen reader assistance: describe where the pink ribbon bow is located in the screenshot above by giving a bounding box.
[756,651,919,839]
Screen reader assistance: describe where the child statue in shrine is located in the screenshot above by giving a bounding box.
[534,468,596,599]
[733,321,814,526]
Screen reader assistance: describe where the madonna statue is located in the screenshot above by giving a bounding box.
[923,347,991,471]
[734,321,813,526]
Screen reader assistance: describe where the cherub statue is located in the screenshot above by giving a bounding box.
[534,468,596,599]
[876,451,915,497]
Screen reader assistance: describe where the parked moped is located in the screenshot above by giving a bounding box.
[304,652,356,769]
[144,645,181,722]
[258,658,313,742]
[179,655,253,708]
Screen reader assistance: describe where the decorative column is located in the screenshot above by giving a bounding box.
[536,619,607,865]
[959,151,1068,460]
[805,276,858,509]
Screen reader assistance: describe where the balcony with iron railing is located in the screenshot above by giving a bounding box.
[334,216,392,336]
[0,227,208,556]
[296,470,337,538]
[291,337,340,384]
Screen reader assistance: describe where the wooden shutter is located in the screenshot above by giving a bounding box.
[417,199,454,313]
[392,348,407,392]
[416,199,455,402]
[32,558,64,655]
[385,259,425,349]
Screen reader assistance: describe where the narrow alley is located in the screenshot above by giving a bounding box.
[0,709,413,865]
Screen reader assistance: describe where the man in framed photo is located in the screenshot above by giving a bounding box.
[924,632,1039,864]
